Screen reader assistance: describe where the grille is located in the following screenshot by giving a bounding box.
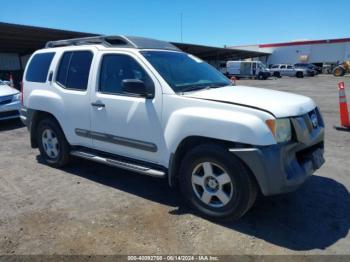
[0,95,13,105]
[0,110,19,118]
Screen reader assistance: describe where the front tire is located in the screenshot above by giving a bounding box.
[179,144,258,220]
[333,66,346,77]
[37,117,71,167]
[296,71,304,78]
[273,72,281,78]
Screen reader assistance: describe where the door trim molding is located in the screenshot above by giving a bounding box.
[75,128,158,152]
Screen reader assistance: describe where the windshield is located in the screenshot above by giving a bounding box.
[141,51,231,92]
[258,63,267,70]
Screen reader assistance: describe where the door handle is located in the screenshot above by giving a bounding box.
[91,102,105,108]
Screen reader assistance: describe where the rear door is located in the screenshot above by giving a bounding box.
[51,49,95,147]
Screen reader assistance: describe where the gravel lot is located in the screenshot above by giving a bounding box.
[0,75,349,255]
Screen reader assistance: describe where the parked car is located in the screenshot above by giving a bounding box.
[20,36,325,220]
[294,63,318,76]
[0,79,11,86]
[0,80,21,120]
[311,64,322,74]
[322,63,335,74]
[270,64,308,78]
[224,61,271,80]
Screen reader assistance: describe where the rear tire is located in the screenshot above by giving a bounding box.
[179,144,258,220]
[37,117,71,168]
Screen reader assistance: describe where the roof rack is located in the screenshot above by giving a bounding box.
[45,35,181,51]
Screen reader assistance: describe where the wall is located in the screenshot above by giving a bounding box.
[232,41,350,65]
[0,53,21,71]
[264,42,350,65]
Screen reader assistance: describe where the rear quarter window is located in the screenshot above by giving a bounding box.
[25,52,55,83]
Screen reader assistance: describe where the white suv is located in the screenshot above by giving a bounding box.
[20,36,325,220]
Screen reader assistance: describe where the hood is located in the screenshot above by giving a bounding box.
[0,84,19,97]
[183,85,316,118]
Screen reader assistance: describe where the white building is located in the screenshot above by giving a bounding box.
[231,38,350,66]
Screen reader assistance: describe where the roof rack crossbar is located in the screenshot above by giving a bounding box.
[45,35,136,48]
[45,35,181,51]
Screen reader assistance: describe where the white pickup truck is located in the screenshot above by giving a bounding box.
[20,36,325,220]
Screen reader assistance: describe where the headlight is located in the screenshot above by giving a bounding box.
[265,118,292,143]
[13,93,21,101]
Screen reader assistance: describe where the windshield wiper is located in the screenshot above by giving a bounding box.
[180,84,226,94]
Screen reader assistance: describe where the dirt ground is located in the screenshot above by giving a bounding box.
[0,75,349,255]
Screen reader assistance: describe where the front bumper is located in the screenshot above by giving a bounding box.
[0,100,21,120]
[230,108,325,196]
[262,72,271,78]
[19,107,28,126]
[306,70,315,76]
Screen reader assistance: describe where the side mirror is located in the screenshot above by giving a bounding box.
[122,79,154,99]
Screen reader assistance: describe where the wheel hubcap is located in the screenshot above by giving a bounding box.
[205,176,219,192]
[191,162,233,208]
[42,129,59,158]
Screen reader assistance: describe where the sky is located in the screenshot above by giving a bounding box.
[1,0,349,47]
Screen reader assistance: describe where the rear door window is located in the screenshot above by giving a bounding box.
[56,51,93,90]
[26,52,55,83]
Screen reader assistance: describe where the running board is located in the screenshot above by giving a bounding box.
[70,150,166,178]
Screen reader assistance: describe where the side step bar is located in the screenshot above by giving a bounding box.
[70,150,166,178]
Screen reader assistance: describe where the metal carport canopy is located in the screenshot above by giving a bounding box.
[173,42,270,60]
[0,22,270,59]
[0,22,96,54]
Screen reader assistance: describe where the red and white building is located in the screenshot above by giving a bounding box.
[231,38,350,66]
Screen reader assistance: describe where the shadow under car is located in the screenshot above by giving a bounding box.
[37,156,350,251]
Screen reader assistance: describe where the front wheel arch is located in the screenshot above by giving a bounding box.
[168,136,251,187]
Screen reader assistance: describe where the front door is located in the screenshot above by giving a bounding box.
[279,65,287,76]
[89,51,163,164]
[252,62,257,76]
